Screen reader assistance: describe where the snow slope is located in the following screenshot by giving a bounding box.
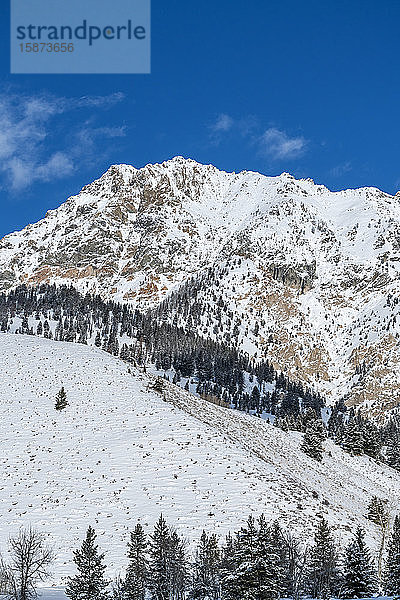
[0,333,399,584]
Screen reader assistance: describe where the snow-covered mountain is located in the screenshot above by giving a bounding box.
[0,332,399,584]
[1,157,400,413]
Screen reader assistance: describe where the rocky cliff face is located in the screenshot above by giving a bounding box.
[2,156,400,413]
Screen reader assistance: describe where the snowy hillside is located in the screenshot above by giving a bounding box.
[1,157,400,412]
[0,333,399,584]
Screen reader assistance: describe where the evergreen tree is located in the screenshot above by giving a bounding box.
[327,400,346,442]
[219,533,237,600]
[125,523,148,600]
[255,515,283,600]
[342,416,364,456]
[384,514,400,595]
[66,526,110,600]
[366,496,389,529]
[55,386,68,410]
[220,516,258,599]
[361,419,381,459]
[307,518,339,599]
[386,432,400,470]
[190,531,220,600]
[112,576,127,600]
[43,319,50,338]
[342,527,376,598]
[168,530,187,600]
[301,419,325,462]
[148,515,171,600]
[251,386,261,413]
[231,514,259,599]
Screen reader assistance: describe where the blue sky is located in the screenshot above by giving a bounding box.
[1,0,400,238]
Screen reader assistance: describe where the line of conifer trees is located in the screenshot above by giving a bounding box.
[64,511,400,600]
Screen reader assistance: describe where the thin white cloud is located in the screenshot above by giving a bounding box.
[0,91,125,190]
[8,158,33,190]
[260,128,307,160]
[330,161,352,177]
[208,115,308,161]
[211,113,234,133]
[76,125,126,144]
[71,124,126,162]
[36,152,74,181]
[74,92,125,108]
[6,152,74,191]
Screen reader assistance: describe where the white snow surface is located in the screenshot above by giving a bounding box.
[0,333,400,584]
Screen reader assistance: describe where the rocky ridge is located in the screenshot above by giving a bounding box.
[2,157,400,413]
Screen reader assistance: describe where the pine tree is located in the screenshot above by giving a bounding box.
[125,523,148,600]
[43,319,50,338]
[386,432,400,470]
[66,526,110,600]
[189,531,220,600]
[367,496,388,527]
[112,576,127,600]
[342,526,376,598]
[219,533,237,600]
[342,416,364,456]
[255,516,283,600]
[251,386,261,413]
[168,530,187,600]
[384,514,400,595]
[307,518,339,599]
[221,515,262,599]
[55,386,68,410]
[301,419,325,462]
[148,515,171,600]
[361,419,381,459]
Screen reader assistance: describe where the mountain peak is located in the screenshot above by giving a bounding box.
[1,160,400,414]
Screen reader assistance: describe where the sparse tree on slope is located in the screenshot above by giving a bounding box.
[66,526,110,600]
[301,418,325,462]
[55,386,68,411]
[342,416,364,456]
